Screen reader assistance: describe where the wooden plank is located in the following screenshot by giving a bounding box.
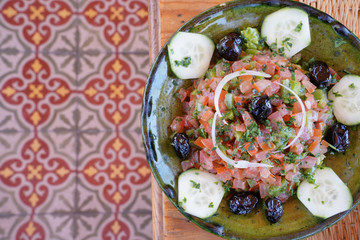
[148,0,360,239]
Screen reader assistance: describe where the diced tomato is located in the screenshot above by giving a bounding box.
[313,128,322,142]
[270,97,283,106]
[308,140,320,156]
[232,61,250,71]
[241,110,254,127]
[194,137,205,148]
[216,170,232,182]
[302,78,316,93]
[271,54,289,66]
[199,150,213,170]
[285,171,300,182]
[199,108,214,122]
[184,114,199,128]
[277,104,291,117]
[291,112,303,128]
[299,156,317,169]
[244,142,258,156]
[268,111,285,130]
[259,183,270,199]
[271,166,282,176]
[199,119,212,136]
[262,174,277,185]
[259,167,271,178]
[292,100,302,114]
[209,78,221,90]
[265,81,281,96]
[310,110,319,122]
[254,80,272,92]
[268,111,285,123]
[243,167,259,178]
[235,122,246,132]
[305,93,317,109]
[319,140,329,154]
[294,69,306,82]
[198,95,209,106]
[231,169,244,180]
[240,79,253,94]
[278,68,292,80]
[232,179,247,190]
[277,193,290,203]
[253,150,271,161]
[170,116,184,133]
[178,88,188,102]
[265,63,277,76]
[315,121,326,131]
[201,138,214,150]
[290,141,304,155]
[317,109,329,122]
[256,137,275,151]
[284,163,297,173]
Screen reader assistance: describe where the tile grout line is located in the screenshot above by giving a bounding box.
[73,2,80,239]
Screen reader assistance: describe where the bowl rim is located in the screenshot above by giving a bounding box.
[141,0,360,239]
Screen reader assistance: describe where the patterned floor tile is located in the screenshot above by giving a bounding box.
[0,0,77,52]
[0,0,152,239]
[78,130,151,211]
[0,214,28,240]
[77,0,148,53]
[77,211,152,240]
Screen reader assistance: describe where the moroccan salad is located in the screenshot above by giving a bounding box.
[167,7,356,223]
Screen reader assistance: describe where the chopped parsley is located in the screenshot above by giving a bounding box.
[349,83,356,89]
[332,91,343,97]
[190,180,200,189]
[262,64,268,71]
[175,57,192,67]
[208,202,214,208]
[294,21,303,32]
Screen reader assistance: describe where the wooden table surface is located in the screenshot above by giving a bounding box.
[148,0,360,239]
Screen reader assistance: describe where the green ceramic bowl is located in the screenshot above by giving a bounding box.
[142,0,360,239]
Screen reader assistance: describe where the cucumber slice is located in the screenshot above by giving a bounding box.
[328,75,360,125]
[297,167,353,219]
[168,32,215,79]
[178,169,224,219]
[261,7,311,58]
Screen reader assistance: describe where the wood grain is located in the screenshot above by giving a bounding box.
[148,0,360,239]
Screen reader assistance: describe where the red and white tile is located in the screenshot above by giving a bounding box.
[0,0,151,239]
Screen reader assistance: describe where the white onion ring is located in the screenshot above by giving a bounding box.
[214,70,271,117]
[273,82,306,150]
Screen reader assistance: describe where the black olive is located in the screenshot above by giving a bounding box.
[249,95,272,121]
[217,32,242,61]
[171,133,191,159]
[326,123,350,152]
[308,61,332,88]
[265,198,283,223]
[229,192,259,215]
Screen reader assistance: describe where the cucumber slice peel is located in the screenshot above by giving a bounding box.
[297,167,353,219]
[261,7,311,58]
[178,169,225,219]
[168,32,215,80]
[328,75,360,125]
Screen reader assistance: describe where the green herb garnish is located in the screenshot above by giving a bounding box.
[294,22,303,32]
[175,57,192,67]
[190,180,200,189]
